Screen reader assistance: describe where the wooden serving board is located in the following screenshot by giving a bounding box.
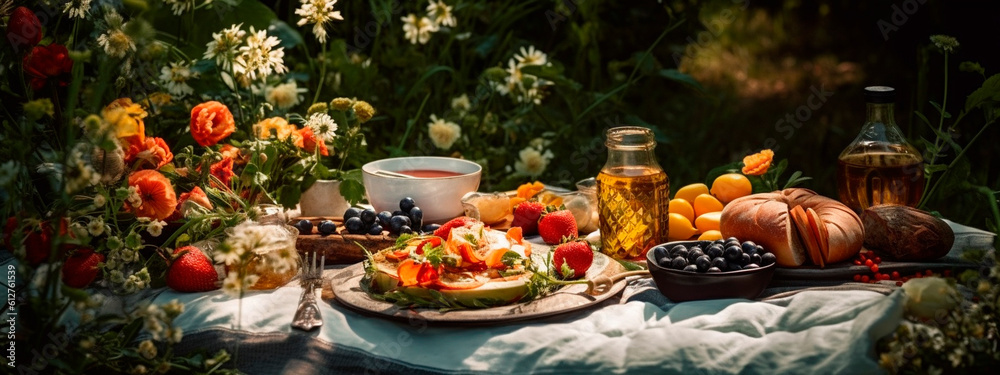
[293,217,396,264]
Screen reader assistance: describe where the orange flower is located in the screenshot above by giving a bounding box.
[210,157,235,188]
[293,127,329,156]
[125,137,173,170]
[253,117,296,140]
[127,170,178,221]
[103,98,147,145]
[742,149,775,176]
[167,186,213,221]
[190,101,235,147]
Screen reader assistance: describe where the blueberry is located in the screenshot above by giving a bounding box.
[760,252,777,266]
[741,241,758,255]
[399,197,416,213]
[725,241,741,249]
[421,223,441,234]
[651,246,669,261]
[697,240,713,249]
[393,210,406,217]
[744,263,760,269]
[360,209,377,226]
[294,219,313,235]
[318,220,337,235]
[740,253,751,265]
[695,255,711,272]
[687,248,704,264]
[724,246,743,262]
[657,257,672,268]
[706,267,722,273]
[674,248,690,260]
[670,257,688,270]
[399,225,413,234]
[683,264,699,272]
[669,245,687,257]
[711,257,727,270]
[713,239,725,246]
[377,211,393,226]
[389,215,411,233]
[408,207,423,229]
[344,207,362,221]
[726,237,739,243]
[727,262,743,271]
[706,244,724,259]
[751,253,762,265]
[368,224,383,235]
[345,217,366,234]
[756,245,765,254]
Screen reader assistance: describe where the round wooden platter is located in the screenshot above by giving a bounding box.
[329,242,628,325]
[293,217,397,264]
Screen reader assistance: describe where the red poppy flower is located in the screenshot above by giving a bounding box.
[125,137,173,170]
[23,44,73,91]
[209,157,235,188]
[190,101,235,147]
[294,127,329,156]
[127,170,178,221]
[167,186,213,221]
[6,7,42,53]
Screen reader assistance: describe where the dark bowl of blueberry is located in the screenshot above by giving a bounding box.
[646,237,777,302]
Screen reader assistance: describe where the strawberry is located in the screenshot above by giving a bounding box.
[167,246,220,293]
[62,248,104,288]
[553,241,593,279]
[433,216,478,239]
[537,209,577,245]
[510,201,545,235]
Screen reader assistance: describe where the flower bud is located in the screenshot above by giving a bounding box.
[307,102,329,116]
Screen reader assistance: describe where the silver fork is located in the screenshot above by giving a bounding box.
[292,252,325,331]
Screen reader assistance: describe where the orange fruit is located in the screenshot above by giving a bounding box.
[697,230,723,241]
[694,211,722,233]
[667,213,698,241]
[710,173,753,204]
[693,194,724,218]
[668,199,695,223]
[674,183,709,205]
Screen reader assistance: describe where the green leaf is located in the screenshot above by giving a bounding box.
[924,164,949,174]
[338,178,366,205]
[959,61,986,77]
[658,69,706,93]
[500,251,523,267]
[930,101,951,118]
[703,161,742,187]
[965,73,1000,112]
[276,185,302,209]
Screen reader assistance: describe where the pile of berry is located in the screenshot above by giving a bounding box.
[293,218,337,235]
[652,238,776,273]
[851,250,950,286]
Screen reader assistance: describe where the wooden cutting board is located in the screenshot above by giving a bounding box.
[293,217,397,264]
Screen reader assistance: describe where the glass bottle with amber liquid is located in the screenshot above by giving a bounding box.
[837,86,925,212]
[597,127,669,260]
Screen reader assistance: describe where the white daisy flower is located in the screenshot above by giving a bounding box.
[159,61,198,98]
[96,28,136,59]
[401,13,438,45]
[264,80,307,110]
[426,0,456,28]
[304,112,337,140]
[295,0,344,44]
[163,0,194,16]
[62,0,92,20]
[204,24,246,71]
[427,114,461,150]
[515,45,548,67]
[234,27,287,81]
[514,146,554,177]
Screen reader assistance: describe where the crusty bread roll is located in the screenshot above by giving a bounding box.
[720,188,864,267]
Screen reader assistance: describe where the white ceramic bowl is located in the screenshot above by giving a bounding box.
[362,157,482,223]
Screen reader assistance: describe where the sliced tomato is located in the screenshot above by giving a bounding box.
[456,242,485,264]
[434,274,487,290]
[416,262,441,287]
[396,259,422,286]
[415,237,443,255]
[385,249,410,261]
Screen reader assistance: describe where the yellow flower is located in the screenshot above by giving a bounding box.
[330,97,353,111]
[102,98,148,143]
[253,117,296,140]
[22,98,55,121]
[353,101,375,123]
[307,102,328,116]
[139,92,172,112]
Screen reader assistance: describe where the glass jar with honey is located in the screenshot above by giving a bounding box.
[837,86,925,212]
[597,127,669,260]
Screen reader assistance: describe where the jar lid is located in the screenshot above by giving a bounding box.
[864,86,895,103]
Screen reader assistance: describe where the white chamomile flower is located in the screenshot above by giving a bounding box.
[204,24,247,71]
[514,145,554,177]
[515,45,548,67]
[427,114,461,150]
[304,112,337,140]
[62,0,92,19]
[97,28,136,59]
[426,0,456,28]
[401,13,438,45]
[234,27,287,81]
[159,61,198,98]
[295,0,344,44]
[163,0,195,16]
